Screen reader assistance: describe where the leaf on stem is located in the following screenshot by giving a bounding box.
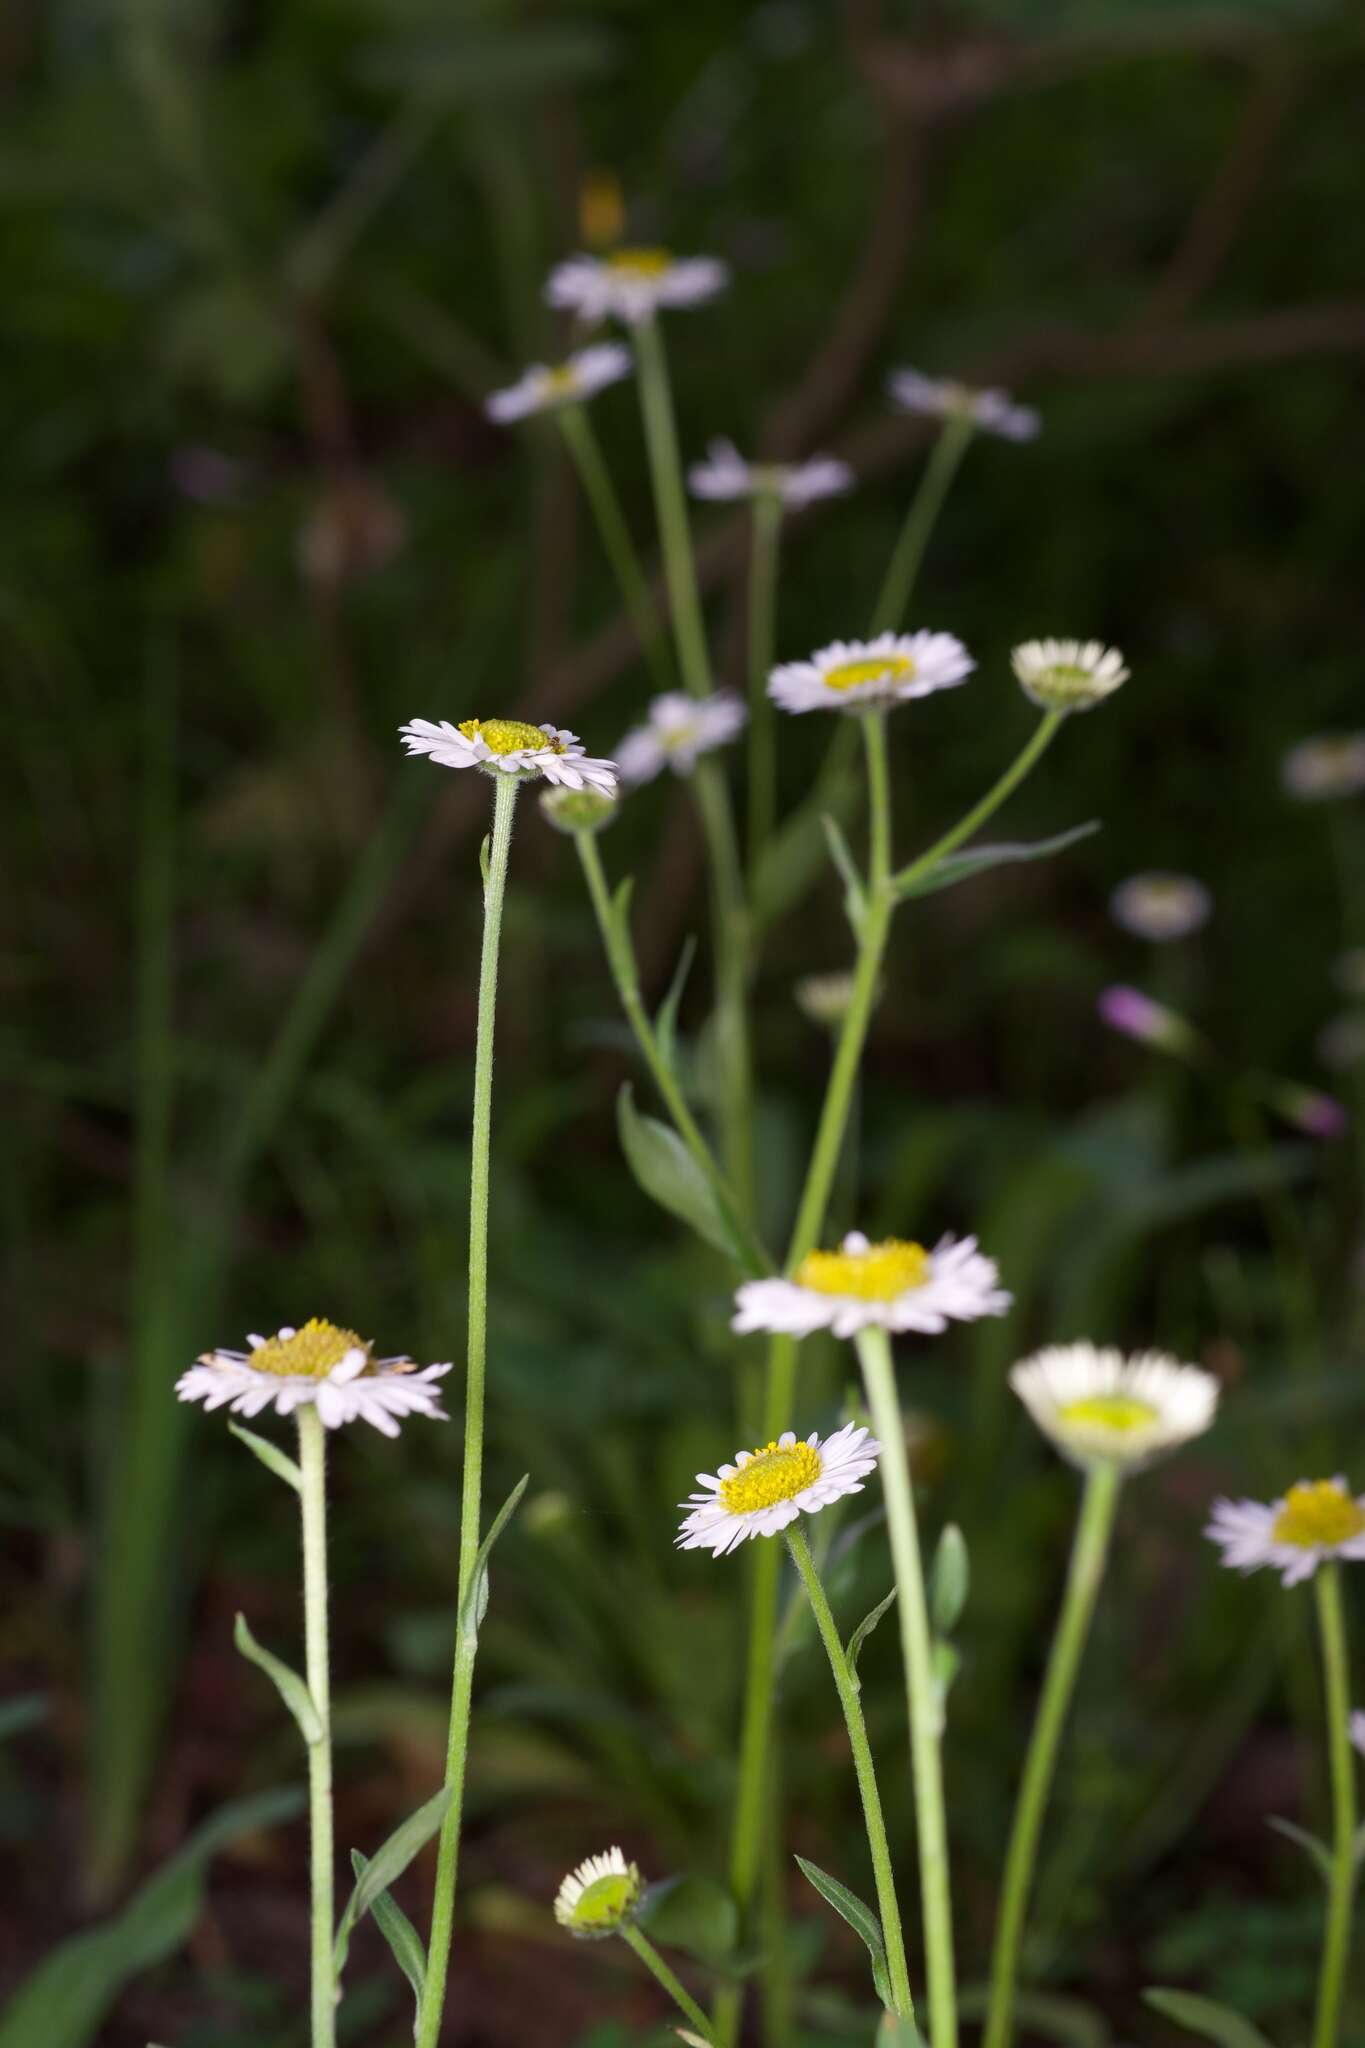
[794,1856,892,2010]
[1266,1813,1331,1880]
[821,813,867,934]
[456,1472,531,1647]
[1141,1989,1276,2048]
[844,1587,897,1694]
[929,1524,969,1635]
[349,1847,426,2016]
[893,821,1100,902]
[227,1421,302,1492]
[654,935,697,1082]
[607,874,636,970]
[333,1785,455,1978]
[232,1614,322,1745]
[616,1084,745,1263]
[479,833,491,894]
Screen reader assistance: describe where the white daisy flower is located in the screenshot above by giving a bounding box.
[1010,1343,1219,1472]
[176,1318,451,1439]
[545,248,728,328]
[554,1846,643,1939]
[615,690,748,785]
[687,438,853,509]
[1011,638,1129,714]
[485,344,631,424]
[768,630,973,717]
[1110,872,1212,943]
[889,368,1039,443]
[1206,1478,1365,1587]
[399,717,618,796]
[1282,734,1365,801]
[733,1231,1010,1341]
[676,1423,882,1556]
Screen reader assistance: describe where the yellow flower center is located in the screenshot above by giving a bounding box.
[457,717,563,756]
[824,654,914,692]
[795,1239,931,1300]
[542,365,581,395]
[720,1440,823,1515]
[248,1318,367,1379]
[604,246,672,278]
[1272,1481,1365,1550]
[1057,1394,1159,1434]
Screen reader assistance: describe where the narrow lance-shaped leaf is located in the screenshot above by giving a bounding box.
[822,812,867,934]
[333,1785,455,1978]
[894,820,1100,901]
[845,1587,897,1694]
[228,1421,302,1492]
[1141,1988,1277,2048]
[616,1083,745,1264]
[929,1524,969,1635]
[654,934,697,1082]
[795,1856,892,2010]
[456,1471,531,1646]
[233,1614,321,1745]
[1266,1813,1331,1880]
[350,1847,426,2018]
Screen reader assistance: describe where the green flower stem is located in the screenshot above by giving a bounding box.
[981,1460,1122,2048]
[632,311,711,700]
[1313,1562,1356,2048]
[621,1922,721,2043]
[557,400,671,692]
[297,1405,336,2048]
[890,711,1064,898]
[870,414,975,635]
[418,771,519,2048]
[746,488,783,884]
[855,1325,961,2048]
[785,1524,916,2024]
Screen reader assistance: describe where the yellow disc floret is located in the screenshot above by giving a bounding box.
[542,365,581,396]
[247,1318,368,1379]
[604,246,672,278]
[795,1239,931,1301]
[458,717,562,756]
[720,1440,822,1515]
[825,654,914,692]
[1058,1395,1160,1434]
[1272,1480,1365,1550]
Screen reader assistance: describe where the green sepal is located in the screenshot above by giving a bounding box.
[333,1785,455,1980]
[233,1613,321,1745]
[228,1421,302,1492]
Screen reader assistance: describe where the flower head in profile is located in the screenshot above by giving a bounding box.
[677,1424,881,1555]
[1269,1081,1349,1142]
[615,690,747,785]
[400,718,617,795]
[1283,734,1365,802]
[687,438,852,509]
[554,1847,643,1939]
[486,344,631,424]
[539,783,619,835]
[1098,985,1203,1060]
[1010,1343,1219,1472]
[733,1232,1010,1341]
[177,1319,451,1438]
[1207,1478,1365,1587]
[1012,639,1128,714]
[889,368,1039,443]
[546,248,728,327]
[769,631,973,717]
[794,970,860,1030]
[1110,873,1211,943]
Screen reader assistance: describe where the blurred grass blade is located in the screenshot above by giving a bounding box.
[333,1785,454,1977]
[1141,1989,1275,2047]
[350,1847,427,2015]
[227,1421,302,1491]
[233,1612,322,1744]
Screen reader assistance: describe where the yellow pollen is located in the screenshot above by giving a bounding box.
[1058,1394,1159,1434]
[604,246,672,278]
[457,717,564,756]
[824,654,914,692]
[795,1239,930,1301]
[248,1317,368,1379]
[720,1440,822,1515]
[1272,1481,1365,1550]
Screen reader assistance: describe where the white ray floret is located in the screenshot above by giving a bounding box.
[768,631,973,716]
[1011,638,1129,714]
[1010,1343,1219,1471]
[546,248,728,327]
[615,690,747,785]
[1110,873,1212,943]
[400,717,617,795]
[176,1318,451,1438]
[1207,1478,1365,1587]
[677,1423,882,1556]
[486,344,632,423]
[687,438,853,508]
[553,1845,643,1939]
[733,1231,1010,1341]
[889,368,1039,442]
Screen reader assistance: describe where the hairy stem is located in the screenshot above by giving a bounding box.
[1312,1562,1356,2048]
[297,1405,336,2048]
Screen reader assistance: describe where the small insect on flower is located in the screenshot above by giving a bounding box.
[1110,872,1212,943]
[768,631,973,717]
[889,368,1039,443]
[176,1319,451,1437]
[1207,1478,1365,1587]
[485,344,632,423]
[687,438,852,508]
[1010,1343,1219,1472]
[545,249,729,327]
[615,690,747,785]
[554,1847,643,1938]
[677,1424,882,1555]
[1282,733,1365,801]
[1012,639,1129,714]
[733,1231,1010,1341]
[400,718,618,796]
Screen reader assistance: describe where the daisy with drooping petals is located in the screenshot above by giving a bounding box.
[687,438,853,509]
[1282,733,1365,801]
[177,1318,451,1438]
[486,344,631,424]
[1012,638,1129,714]
[1010,1344,1219,1472]
[1110,872,1211,942]
[768,631,973,717]
[615,689,747,785]
[399,717,617,796]
[733,1232,1010,1341]
[889,368,1039,443]
[1207,1479,1365,1587]
[554,1846,643,1938]
[677,1423,881,1556]
[546,248,728,327]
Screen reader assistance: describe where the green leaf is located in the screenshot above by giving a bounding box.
[929,1524,969,1635]
[1267,1813,1331,1879]
[350,1847,426,2015]
[894,821,1100,901]
[795,1856,890,2009]
[822,812,867,934]
[1141,1988,1277,2048]
[654,936,697,1082]
[334,1785,455,1978]
[228,1421,302,1491]
[479,833,491,892]
[930,1642,960,1728]
[958,1983,1110,2046]
[457,1473,531,1647]
[0,1786,301,2048]
[606,874,636,967]
[845,1587,897,1693]
[233,1613,322,1745]
[637,1875,738,1966]
[0,1693,47,1742]
[616,1083,743,1263]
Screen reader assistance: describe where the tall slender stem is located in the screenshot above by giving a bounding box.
[620,1923,721,2043]
[870,415,975,636]
[418,771,519,2048]
[786,1525,916,2023]
[746,489,783,884]
[1313,1562,1356,2048]
[297,1405,336,2048]
[855,1325,958,2048]
[557,400,671,692]
[632,312,711,700]
[891,712,1063,897]
[982,1461,1122,2048]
